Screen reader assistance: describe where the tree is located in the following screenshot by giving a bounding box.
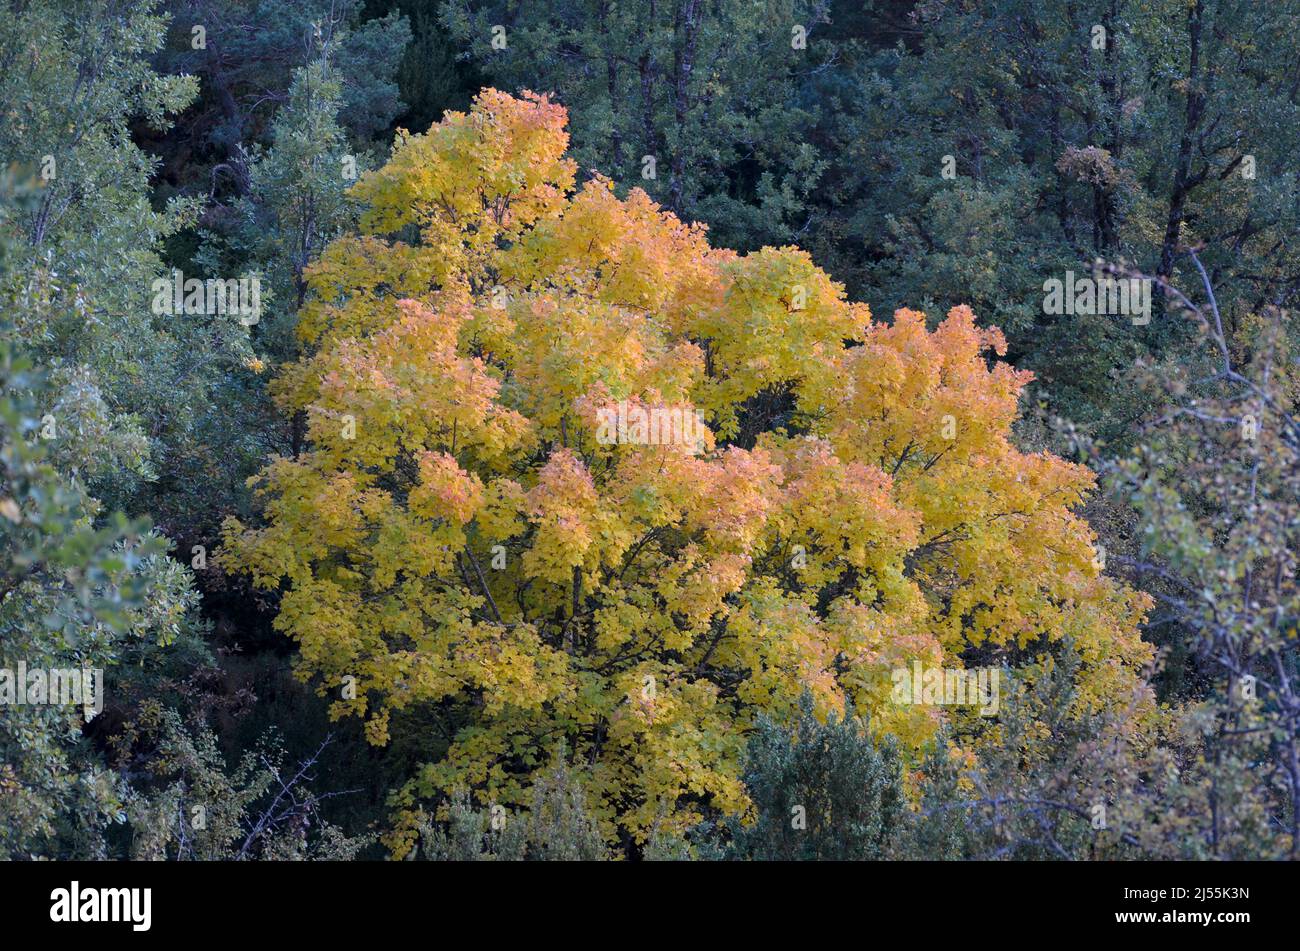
[722,691,906,860]
[156,0,410,197]
[120,705,372,860]
[837,0,1300,436]
[231,46,367,364]
[0,0,261,537]
[1101,257,1300,858]
[439,0,837,253]
[0,174,201,859]
[220,88,1155,854]
[412,754,608,860]
[369,0,481,136]
[898,644,1171,860]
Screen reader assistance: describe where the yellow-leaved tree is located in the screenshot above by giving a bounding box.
[221,89,1154,854]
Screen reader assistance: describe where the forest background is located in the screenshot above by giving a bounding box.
[1,0,1298,860]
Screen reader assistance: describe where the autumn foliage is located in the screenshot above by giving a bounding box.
[220,89,1154,852]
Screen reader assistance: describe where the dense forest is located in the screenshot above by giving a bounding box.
[1,0,1298,862]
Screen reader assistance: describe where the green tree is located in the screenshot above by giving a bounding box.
[156,0,410,196]
[722,692,906,860]
[0,174,201,859]
[414,757,609,860]
[440,0,836,252]
[0,0,259,532]
[1103,260,1300,859]
[121,706,372,860]
[839,0,1300,435]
